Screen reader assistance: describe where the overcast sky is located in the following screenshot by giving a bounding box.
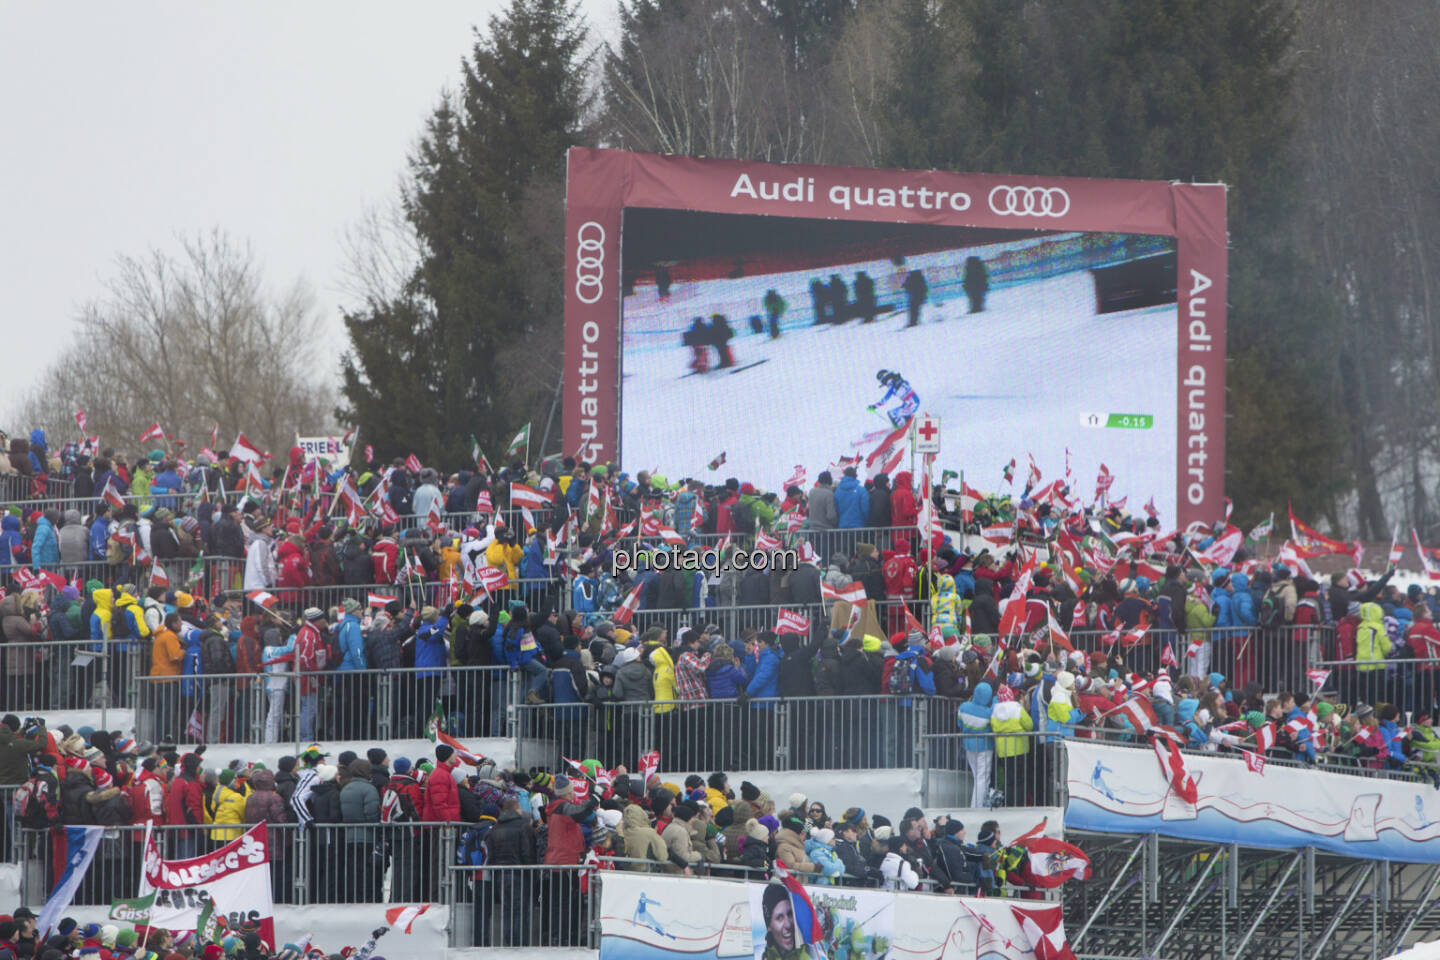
[0,1,613,416]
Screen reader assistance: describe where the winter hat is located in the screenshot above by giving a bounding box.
[788,792,807,811]
[971,634,993,651]
[303,607,324,621]
[1316,702,1335,721]
[342,597,362,615]
[435,744,455,764]
[554,775,572,794]
[393,757,411,775]
[781,814,805,834]
[873,825,894,841]
[115,930,139,948]
[1355,703,1375,720]
[1244,711,1266,729]
[745,818,769,842]
[944,819,965,837]
[673,802,697,822]
[469,609,489,627]
[316,764,338,782]
[812,828,834,846]
[100,925,119,948]
[740,781,761,803]
[218,769,236,787]
[758,814,780,835]
[598,808,623,830]
[1056,671,1075,691]
[204,945,224,960]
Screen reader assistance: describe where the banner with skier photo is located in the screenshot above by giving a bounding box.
[747,876,893,960]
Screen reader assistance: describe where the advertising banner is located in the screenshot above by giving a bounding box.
[599,869,1072,960]
[1064,740,1440,862]
[294,434,351,469]
[564,148,1227,528]
[139,822,277,946]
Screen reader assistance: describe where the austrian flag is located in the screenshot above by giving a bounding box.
[246,590,280,611]
[775,608,811,636]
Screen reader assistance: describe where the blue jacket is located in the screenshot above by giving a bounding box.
[337,615,367,670]
[571,575,599,615]
[833,476,870,529]
[28,429,47,474]
[705,662,748,699]
[1378,719,1405,763]
[151,469,183,511]
[501,621,539,668]
[0,515,22,568]
[31,516,60,566]
[181,625,204,697]
[1212,589,1236,628]
[1230,574,1257,627]
[958,682,994,752]
[520,538,547,581]
[566,478,588,509]
[673,490,698,536]
[414,616,450,676]
[89,516,111,562]
[745,646,781,704]
[1288,706,1318,763]
[886,646,936,706]
[1178,698,1207,749]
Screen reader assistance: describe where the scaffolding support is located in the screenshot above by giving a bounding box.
[1387,862,1440,956]
[1148,845,1223,959]
[1307,862,1375,960]
[1072,836,1147,948]
[1229,851,1300,960]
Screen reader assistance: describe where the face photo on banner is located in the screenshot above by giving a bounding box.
[748,882,893,960]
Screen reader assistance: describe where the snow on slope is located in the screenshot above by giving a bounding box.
[621,255,1178,521]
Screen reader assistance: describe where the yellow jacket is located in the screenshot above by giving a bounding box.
[651,646,676,714]
[91,589,114,641]
[990,700,1034,757]
[210,782,251,841]
[114,591,151,640]
[1356,602,1392,671]
[485,540,523,584]
[437,542,461,583]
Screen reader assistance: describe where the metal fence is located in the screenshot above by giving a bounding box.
[15,822,460,907]
[450,863,594,948]
[133,665,516,745]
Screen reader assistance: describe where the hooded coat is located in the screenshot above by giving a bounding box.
[621,803,668,869]
[58,509,88,563]
[244,769,289,824]
[959,682,995,752]
[890,472,918,528]
[650,646,677,713]
[30,514,60,566]
[1356,602,1392,670]
[833,475,870,528]
[0,514,21,568]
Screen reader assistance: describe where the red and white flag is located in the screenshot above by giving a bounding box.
[364,444,374,463]
[1151,733,1198,804]
[612,581,645,625]
[1144,496,1158,519]
[474,565,508,594]
[1160,643,1178,668]
[775,608,811,636]
[879,444,905,476]
[138,422,165,444]
[1107,696,1158,733]
[426,497,445,533]
[404,453,423,474]
[1095,463,1114,497]
[74,409,87,432]
[1046,608,1074,653]
[150,562,170,590]
[384,904,430,934]
[1197,524,1244,566]
[185,708,206,743]
[475,490,493,516]
[244,459,265,492]
[1120,624,1149,648]
[755,529,782,552]
[1242,750,1266,775]
[783,465,806,490]
[1026,453,1042,489]
[1414,529,1440,580]
[865,419,911,468]
[980,523,1013,546]
[246,590,280,610]
[1306,668,1330,690]
[367,592,398,608]
[1388,526,1405,565]
[638,749,661,784]
[1185,637,1205,659]
[1010,905,1077,960]
[655,525,686,547]
[432,726,488,766]
[1255,722,1277,753]
[996,555,1037,637]
[510,483,553,509]
[785,507,806,533]
[570,777,591,803]
[230,432,268,463]
[1014,836,1091,887]
[821,581,867,605]
[101,479,126,510]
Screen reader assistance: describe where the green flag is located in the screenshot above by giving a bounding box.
[196,898,228,945]
[504,423,530,460]
[109,892,156,924]
[426,698,448,739]
[186,553,205,588]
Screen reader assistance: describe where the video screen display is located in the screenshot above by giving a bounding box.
[619,208,1178,515]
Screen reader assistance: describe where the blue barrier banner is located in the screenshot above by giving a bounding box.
[1064,740,1440,863]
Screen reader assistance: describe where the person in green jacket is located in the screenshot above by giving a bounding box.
[0,715,45,786]
[1355,602,1392,707]
[1184,594,1216,683]
[990,687,1034,807]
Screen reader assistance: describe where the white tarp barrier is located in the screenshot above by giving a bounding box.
[1065,739,1440,862]
[598,869,1071,960]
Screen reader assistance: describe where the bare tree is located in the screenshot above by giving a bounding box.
[11,230,334,458]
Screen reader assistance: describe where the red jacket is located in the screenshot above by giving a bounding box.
[129,771,166,830]
[890,472,918,528]
[421,763,460,822]
[1293,595,1320,644]
[372,538,399,584]
[166,773,204,826]
[882,539,916,597]
[1407,620,1440,670]
[543,797,589,865]
[295,622,325,694]
[715,493,739,534]
[277,540,311,589]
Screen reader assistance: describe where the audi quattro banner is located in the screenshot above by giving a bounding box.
[563,148,1226,529]
[139,822,277,945]
[1064,740,1440,863]
[597,869,1075,960]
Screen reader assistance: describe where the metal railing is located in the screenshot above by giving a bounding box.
[15,822,460,907]
[449,863,594,948]
[133,665,515,745]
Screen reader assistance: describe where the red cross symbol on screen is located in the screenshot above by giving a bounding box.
[917,420,939,443]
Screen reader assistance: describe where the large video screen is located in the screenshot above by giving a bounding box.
[619,208,1178,515]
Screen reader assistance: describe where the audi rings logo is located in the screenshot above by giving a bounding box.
[988,185,1071,218]
[574,222,606,304]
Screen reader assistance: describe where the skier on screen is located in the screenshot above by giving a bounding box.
[870,370,919,427]
[633,891,672,938]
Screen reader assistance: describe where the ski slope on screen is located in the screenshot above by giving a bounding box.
[620,238,1178,520]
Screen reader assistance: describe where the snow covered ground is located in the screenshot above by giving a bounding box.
[621,246,1179,521]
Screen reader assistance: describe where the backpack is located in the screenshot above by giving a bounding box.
[106,531,131,566]
[596,573,622,608]
[14,773,61,829]
[731,499,755,535]
[887,656,916,695]
[1259,589,1286,630]
[457,822,492,867]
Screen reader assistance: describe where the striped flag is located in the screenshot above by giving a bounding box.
[230,432,268,464]
[775,608,810,636]
[367,593,398,608]
[138,422,165,444]
[755,530,782,552]
[476,490,493,516]
[74,409,87,431]
[384,904,430,934]
[405,453,423,474]
[612,580,645,625]
[509,483,553,509]
[37,826,104,937]
[771,860,824,945]
[101,479,126,510]
[821,581,866,605]
[149,562,170,590]
[638,749,661,785]
[246,590,280,611]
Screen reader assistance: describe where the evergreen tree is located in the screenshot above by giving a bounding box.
[341,0,592,465]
